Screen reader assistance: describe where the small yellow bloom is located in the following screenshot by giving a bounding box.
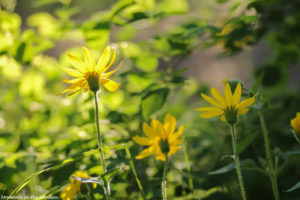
[133,114,184,161]
[196,82,255,124]
[58,46,122,95]
[60,171,97,200]
[291,112,300,135]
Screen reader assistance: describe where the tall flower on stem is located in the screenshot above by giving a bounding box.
[59,46,122,200]
[196,82,255,200]
[133,114,184,200]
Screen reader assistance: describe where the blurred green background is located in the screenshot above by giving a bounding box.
[1,0,300,199]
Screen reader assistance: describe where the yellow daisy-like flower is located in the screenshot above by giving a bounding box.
[133,114,184,162]
[291,112,300,135]
[60,171,97,200]
[196,82,255,125]
[58,46,122,96]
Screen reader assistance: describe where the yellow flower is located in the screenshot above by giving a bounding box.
[196,82,255,124]
[60,171,97,200]
[133,114,184,162]
[291,112,300,135]
[58,46,122,96]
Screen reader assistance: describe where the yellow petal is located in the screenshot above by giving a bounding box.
[238,108,249,115]
[99,78,120,92]
[221,115,226,122]
[237,96,255,109]
[143,122,156,138]
[62,67,83,77]
[169,125,184,143]
[168,145,180,155]
[164,114,176,137]
[96,46,112,72]
[67,53,86,73]
[224,83,233,106]
[201,93,224,109]
[82,47,96,70]
[155,151,166,161]
[200,111,223,118]
[172,137,184,145]
[136,147,154,159]
[233,83,242,105]
[196,107,223,113]
[151,119,163,137]
[132,136,152,146]
[102,61,122,78]
[62,77,83,84]
[211,87,226,106]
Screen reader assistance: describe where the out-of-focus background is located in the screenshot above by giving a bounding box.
[1,0,300,199]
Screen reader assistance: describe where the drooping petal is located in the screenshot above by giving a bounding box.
[200,111,223,118]
[96,46,111,72]
[101,61,122,78]
[62,77,83,84]
[67,53,86,73]
[224,83,233,106]
[82,47,96,70]
[237,96,255,109]
[132,136,152,146]
[62,67,83,77]
[201,93,224,109]
[211,87,226,106]
[196,107,223,113]
[136,147,154,159]
[99,78,120,92]
[233,83,242,105]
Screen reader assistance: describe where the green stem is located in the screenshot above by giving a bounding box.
[291,129,300,145]
[124,144,147,200]
[183,141,195,199]
[258,111,280,200]
[93,92,110,200]
[230,124,247,200]
[162,154,169,200]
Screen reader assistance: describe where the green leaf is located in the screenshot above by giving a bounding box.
[251,72,264,93]
[157,0,188,15]
[209,159,256,175]
[141,88,170,119]
[285,182,300,192]
[134,55,158,72]
[236,132,258,155]
[101,164,125,183]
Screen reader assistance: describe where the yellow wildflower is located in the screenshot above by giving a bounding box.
[58,46,122,96]
[291,112,300,135]
[133,114,184,161]
[196,82,255,124]
[60,171,97,200]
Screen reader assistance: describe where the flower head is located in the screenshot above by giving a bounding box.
[196,82,255,124]
[291,112,300,135]
[58,46,122,96]
[133,114,184,161]
[60,171,96,200]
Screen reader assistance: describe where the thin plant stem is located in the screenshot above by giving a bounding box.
[124,144,147,200]
[291,129,300,145]
[183,141,195,199]
[162,154,169,200]
[230,124,247,200]
[258,111,280,200]
[93,92,110,200]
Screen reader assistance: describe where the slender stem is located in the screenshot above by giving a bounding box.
[258,111,280,200]
[230,124,247,200]
[124,144,147,200]
[162,154,169,200]
[93,92,110,200]
[183,141,195,199]
[291,129,300,145]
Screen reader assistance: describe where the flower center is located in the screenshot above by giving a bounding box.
[159,138,169,155]
[224,105,238,125]
[85,71,100,92]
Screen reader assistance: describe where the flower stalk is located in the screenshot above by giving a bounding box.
[93,91,110,200]
[230,124,247,200]
[162,154,169,200]
[258,111,280,200]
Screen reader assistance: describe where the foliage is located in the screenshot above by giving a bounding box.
[0,0,300,199]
